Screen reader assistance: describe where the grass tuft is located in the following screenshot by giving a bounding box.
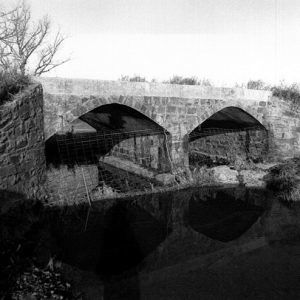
[0,70,30,106]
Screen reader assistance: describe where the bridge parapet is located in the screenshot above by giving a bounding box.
[38,77,271,101]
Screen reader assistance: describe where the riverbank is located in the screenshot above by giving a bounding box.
[45,157,278,206]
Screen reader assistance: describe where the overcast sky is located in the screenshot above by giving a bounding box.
[10,0,300,86]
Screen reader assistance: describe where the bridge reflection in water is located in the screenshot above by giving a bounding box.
[188,189,265,242]
[44,185,284,299]
[53,187,268,275]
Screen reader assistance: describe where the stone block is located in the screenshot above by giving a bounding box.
[211,166,239,184]
[16,137,28,149]
[10,155,20,165]
[0,165,17,177]
[167,106,177,113]
[187,107,196,114]
[19,103,30,118]
[0,143,7,154]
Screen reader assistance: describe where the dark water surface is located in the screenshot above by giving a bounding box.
[47,187,300,299]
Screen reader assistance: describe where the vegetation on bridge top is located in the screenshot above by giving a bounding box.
[0,70,30,106]
[120,75,300,107]
[120,74,213,86]
[246,80,300,107]
[0,1,68,106]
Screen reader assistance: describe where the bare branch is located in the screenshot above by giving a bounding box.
[33,31,69,76]
[0,1,69,76]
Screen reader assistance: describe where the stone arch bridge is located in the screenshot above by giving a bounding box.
[39,77,300,172]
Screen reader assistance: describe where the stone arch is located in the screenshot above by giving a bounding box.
[187,105,268,164]
[190,105,265,138]
[62,96,166,135]
[46,102,172,172]
[77,102,168,135]
[186,102,265,136]
[45,94,168,140]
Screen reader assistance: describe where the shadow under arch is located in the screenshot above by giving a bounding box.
[188,106,268,165]
[45,103,171,168]
[189,106,266,142]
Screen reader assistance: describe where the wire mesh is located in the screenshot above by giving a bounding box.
[45,125,270,204]
[46,128,172,204]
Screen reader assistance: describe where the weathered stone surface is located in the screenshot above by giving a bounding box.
[0,84,45,199]
[211,166,239,184]
[190,129,269,162]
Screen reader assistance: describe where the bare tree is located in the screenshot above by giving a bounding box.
[0,1,69,76]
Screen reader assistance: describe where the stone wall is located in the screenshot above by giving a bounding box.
[110,134,171,173]
[0,84,46,198]
[265,97,300,159]
[46,164,98,204]
[190,129,269,163]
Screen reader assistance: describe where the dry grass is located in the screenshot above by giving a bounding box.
[91,184,119,200]
[0,70,30,105]
[174,166,215,186]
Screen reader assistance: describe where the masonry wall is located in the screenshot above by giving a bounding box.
[110,134,172,173]
[0,84,46,199]
[46,165,98,204]
[265,97,300,159]
[189,129,269,163]
[40,77,300,165]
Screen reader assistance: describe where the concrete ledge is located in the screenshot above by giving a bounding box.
[100,156,175,185]
[101,156,156,178]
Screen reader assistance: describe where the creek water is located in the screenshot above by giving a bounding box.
[46,186,300,299]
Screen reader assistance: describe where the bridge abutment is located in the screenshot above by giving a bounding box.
[262,97,300,159]
[169,136,190,173]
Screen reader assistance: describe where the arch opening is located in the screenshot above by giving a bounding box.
[45,104,172,203]
[188,106,269,167]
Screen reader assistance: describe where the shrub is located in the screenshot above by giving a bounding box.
[0,69,30,105]
[165,75,212,86]
[246,80,269,90]
[265,159,300,202]
[119,75,146,82]
[271,83,300,107]
[246,79,300,108]
[266,163,298,191]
